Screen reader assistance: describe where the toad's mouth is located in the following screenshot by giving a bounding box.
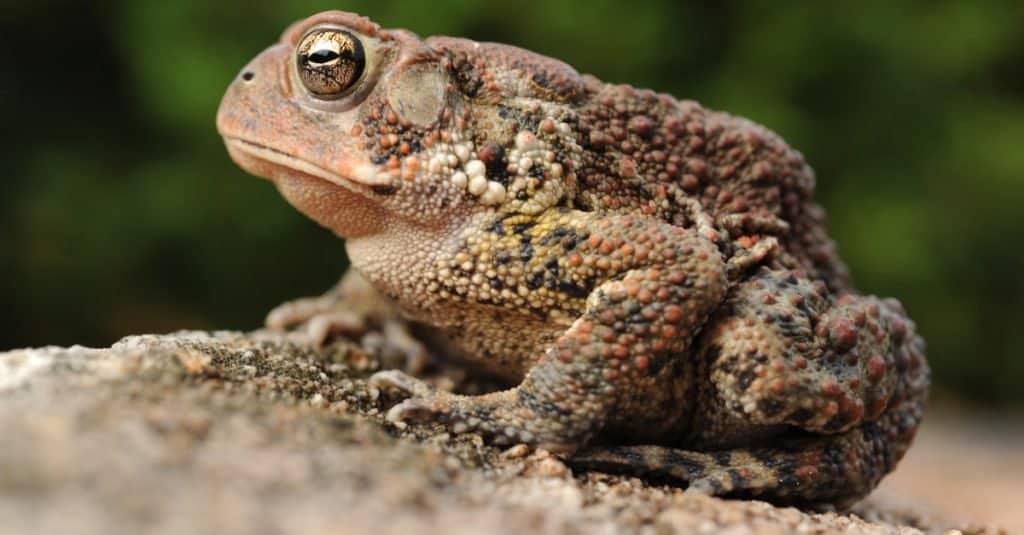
[223,136,390,239]
[223,138,387,191]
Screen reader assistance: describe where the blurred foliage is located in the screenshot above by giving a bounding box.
[1,1,1022,405]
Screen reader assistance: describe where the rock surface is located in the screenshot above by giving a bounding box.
[0,331,1001,534]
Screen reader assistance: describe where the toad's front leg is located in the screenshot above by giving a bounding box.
[372,213,729,453]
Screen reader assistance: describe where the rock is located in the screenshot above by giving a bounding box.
[0,330,991,534]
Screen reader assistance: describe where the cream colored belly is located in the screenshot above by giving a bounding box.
[409,302,564,382]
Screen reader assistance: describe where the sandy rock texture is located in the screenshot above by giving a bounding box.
[0,331,1004,535]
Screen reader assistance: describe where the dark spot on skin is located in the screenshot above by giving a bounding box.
[757,398,784,418]
[371,185,397,195]
[519,241,534,263]
[736,369,757,391]
[479,143,509,186]
[518,388,572,417]
[371,154,389,165]
[645,354,668,375]
[452,58,482,98]
[776,468,799,489]
[529,163,545,179]
[409,138,422,153]
[713,451,732,466]
[823,417,847,432]
[662,450,708,478]
[703,345,721,363]
[539,226,571,244]
[539,228,581,251]
[861,421,883,442]
[492,169,511,187]
[487,214,515,235]
[496,104,540,131]
[788,407,815,424]
[824,442,847,467]
[488,277,504,290]
[532,71,550,89]
[513,222,534,235]
[495,251,511,264]
[557,280,592,299]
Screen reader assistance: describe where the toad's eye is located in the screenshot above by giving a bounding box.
[296,29,365,98]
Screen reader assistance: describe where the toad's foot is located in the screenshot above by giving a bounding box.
[370,369,575,452]
[266,270,429,373]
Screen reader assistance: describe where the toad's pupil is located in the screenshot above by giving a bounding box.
[309,49,340,65]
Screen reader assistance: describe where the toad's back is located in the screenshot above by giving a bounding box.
[568,80,850,291]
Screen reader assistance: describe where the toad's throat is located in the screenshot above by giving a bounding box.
[223,138,386,190]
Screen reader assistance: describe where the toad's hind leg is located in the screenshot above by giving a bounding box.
[571,400,921,505]
[574,268,929,505]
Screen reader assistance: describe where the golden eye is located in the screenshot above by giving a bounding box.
[296,29,365,98]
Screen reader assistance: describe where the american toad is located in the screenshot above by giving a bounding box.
[216,11,929,506]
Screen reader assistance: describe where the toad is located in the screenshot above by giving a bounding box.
[216,11,929,506]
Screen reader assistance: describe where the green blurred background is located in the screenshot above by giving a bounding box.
[2,1,1022,406]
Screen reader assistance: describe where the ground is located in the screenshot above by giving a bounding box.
[0,330,1011,534]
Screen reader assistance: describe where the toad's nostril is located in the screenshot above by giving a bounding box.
[241,71,255,82]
